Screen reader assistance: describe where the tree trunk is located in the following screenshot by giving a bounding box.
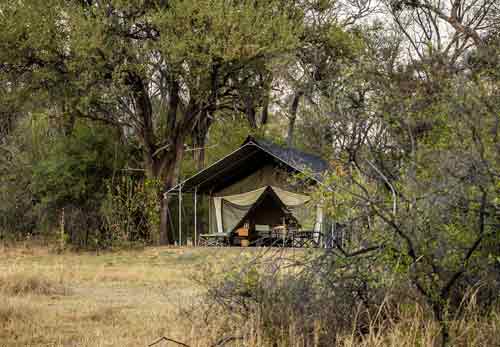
[128,70,210,246]
[287,91,303,147]
[158,135,186,245]
[432,302,450,347]
[159,196,174,245]
[158,162,180,245]
[260,76,272,126]
[245,93,258,129]
[193,114,211,170]
[261,88,270,126]
[62,104,76,136]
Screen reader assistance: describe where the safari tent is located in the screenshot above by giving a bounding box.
[166,136,333,247]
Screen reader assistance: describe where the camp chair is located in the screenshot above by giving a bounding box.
[289,221,321,248]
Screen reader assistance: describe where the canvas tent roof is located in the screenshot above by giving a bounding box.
[167,136,328,194]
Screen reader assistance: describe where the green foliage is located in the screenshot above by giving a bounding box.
[152,0,301,68]
[100,177,161,246]
[0,115,134,245]
[308,51,500,344]
[31,122,124,209]
[0,113,58,237]
[0,7,498,345]
[203,118,264,167]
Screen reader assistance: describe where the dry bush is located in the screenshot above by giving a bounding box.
[195,257,362,346]
[0,272,70,296]
[0,246,497,347]
[338,297,500,347]
[0,297,38,345]
[446,289,500,347]
[193,251,500,347]
[83,306,124,322]
[184,293,500,347]
[0,298,33,328]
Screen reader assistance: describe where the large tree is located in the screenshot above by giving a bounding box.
[0,0,301,244]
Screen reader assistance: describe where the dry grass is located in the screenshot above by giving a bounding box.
[337,301,500,347]
[0,245,246,347]
[0,244,498,347]
[0,272,70,296]
[0,298,33,327]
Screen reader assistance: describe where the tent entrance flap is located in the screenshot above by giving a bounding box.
[211,185,318,233]
[232,186,292,231]
[213,187,267,233]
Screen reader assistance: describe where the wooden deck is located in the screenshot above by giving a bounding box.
[198,229,324,248]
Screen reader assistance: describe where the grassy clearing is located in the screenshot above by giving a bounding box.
[0,245,498,347]
[0,245,253,347]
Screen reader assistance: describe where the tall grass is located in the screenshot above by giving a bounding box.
[181,297,500,347]
[0,272,70,296]
[0,246,498,347]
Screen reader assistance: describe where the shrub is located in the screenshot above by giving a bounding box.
[197,251,387,346]
[100,177,161,247]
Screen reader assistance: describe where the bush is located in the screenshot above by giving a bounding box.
[197,251,389,346]
[100,177,161,247]
[196,250,500,347]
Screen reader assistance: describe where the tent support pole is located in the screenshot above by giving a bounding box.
[194,187,198,247]
[178,186,182,246]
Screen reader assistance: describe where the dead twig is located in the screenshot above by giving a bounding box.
[148,335,243,347]
[211,336,244,347]
[148,336,191,347]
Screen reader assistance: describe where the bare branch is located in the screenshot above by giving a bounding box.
[148,336,191,347]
